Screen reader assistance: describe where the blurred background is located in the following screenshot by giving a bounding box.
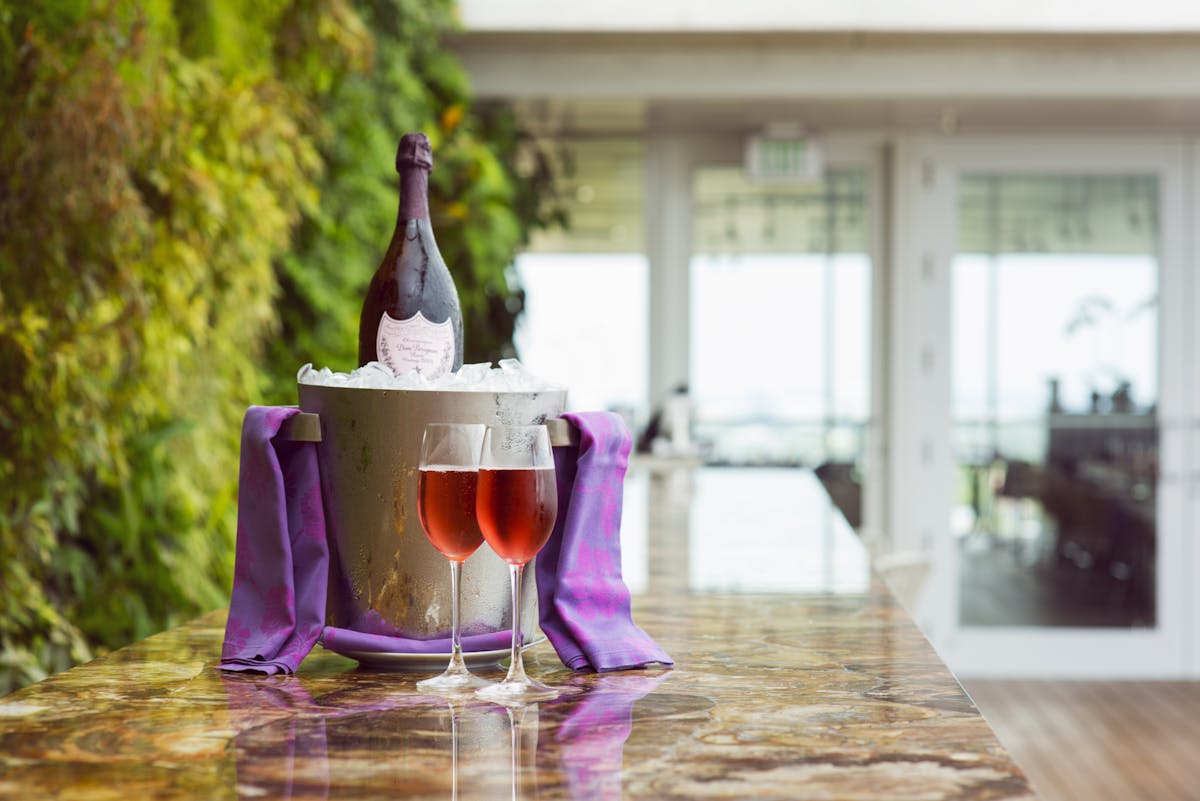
[450,5,1200,797]
[5,5,1200,793]
[7,2,1200,796]
[452,0,1200,683]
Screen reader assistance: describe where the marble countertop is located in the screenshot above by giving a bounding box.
[0,469,1038,800]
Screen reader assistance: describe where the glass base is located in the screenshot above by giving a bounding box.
[475,677,559,704]
[416,670,494,694]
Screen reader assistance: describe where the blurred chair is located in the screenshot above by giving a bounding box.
[814,461,863,529]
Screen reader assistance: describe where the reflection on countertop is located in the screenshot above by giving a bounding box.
[621,465,871,595]
[0,467,1036,801]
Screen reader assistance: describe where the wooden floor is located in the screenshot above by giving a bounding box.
[963,680,1200,801]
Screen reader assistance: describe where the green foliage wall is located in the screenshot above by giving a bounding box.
[0,0,559,693]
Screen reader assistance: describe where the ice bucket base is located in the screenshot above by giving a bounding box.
[322,635,547,672]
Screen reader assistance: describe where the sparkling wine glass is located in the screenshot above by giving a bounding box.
[474,425,559,703]
[416,423,494,692]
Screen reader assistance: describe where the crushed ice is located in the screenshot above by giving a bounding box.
[296,359,562,393]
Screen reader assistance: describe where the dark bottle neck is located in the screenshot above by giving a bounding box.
[398,168,430,222]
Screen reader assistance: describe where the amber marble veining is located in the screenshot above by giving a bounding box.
[0,580,1036,801]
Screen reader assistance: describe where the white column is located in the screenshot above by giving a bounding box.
[887,138,956,640]
[862,144,892,554]
[645,134,694,408]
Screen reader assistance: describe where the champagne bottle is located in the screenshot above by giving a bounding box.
[358,132,464,376]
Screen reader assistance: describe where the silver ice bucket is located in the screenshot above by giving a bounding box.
[286,383,568,647]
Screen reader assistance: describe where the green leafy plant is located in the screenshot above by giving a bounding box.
[0,0,323,692]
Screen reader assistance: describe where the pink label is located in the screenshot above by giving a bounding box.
[376,311,454,377]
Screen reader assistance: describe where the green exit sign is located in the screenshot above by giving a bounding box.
[745,134,824,182]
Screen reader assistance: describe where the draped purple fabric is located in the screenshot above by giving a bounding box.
[536,412,673,672]
[220,407,328,675]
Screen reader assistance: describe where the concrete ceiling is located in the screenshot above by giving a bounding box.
[450,32,1200,136]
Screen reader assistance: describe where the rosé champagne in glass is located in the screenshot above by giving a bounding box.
[475,467,557,565]
[419,467,484,561]
[475,425,559,704]
[416,423,494,693]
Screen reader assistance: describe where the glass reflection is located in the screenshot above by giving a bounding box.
[222,671,677,800]
[224,675,511,799]
[953,173,1158,629]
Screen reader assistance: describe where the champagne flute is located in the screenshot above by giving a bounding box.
[474,425,559,703]
[416,423,494,692]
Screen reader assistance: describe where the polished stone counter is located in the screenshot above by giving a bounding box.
[0,469,1037,800]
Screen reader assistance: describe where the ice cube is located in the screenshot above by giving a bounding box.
[357,361,395,380]
[292,358,561,393]
[456,363,492,386]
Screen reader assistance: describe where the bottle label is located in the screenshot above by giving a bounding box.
[376,311,455,377]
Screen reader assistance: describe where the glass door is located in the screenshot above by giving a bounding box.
[917,138,1188,677]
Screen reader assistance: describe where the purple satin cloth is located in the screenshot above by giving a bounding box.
[222,406,670,675]
[537,412,673,672]
[221,407,328,674]
[320,626,510,655]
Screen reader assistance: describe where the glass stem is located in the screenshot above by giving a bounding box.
[505,562,528,684]
[447,559,467,676]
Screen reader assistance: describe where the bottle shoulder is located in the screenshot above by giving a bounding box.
[379,219,445,265]
[364,219,460,320]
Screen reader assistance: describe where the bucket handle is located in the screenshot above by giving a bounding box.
[279,412,579,447]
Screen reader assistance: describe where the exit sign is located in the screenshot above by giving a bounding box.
[745,134,824,182]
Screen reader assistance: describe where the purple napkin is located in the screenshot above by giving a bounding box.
[319,625,509,655]
[220,407,509,675]
[221,407,328,674]
[536,411,673,672]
